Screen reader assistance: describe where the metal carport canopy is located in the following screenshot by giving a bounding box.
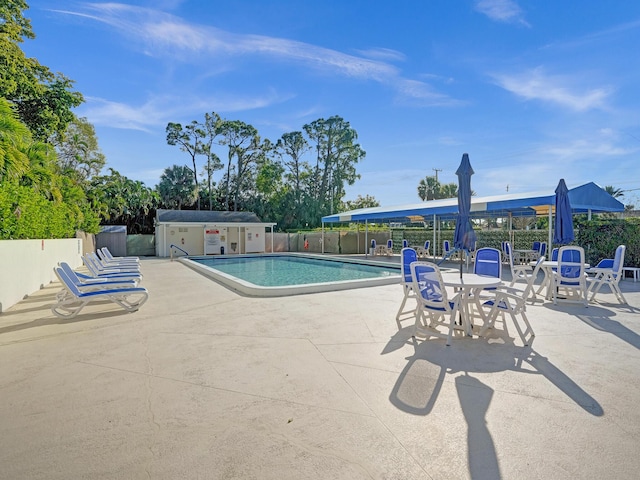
[321,182,624,224]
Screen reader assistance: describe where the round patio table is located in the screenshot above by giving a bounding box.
[441,272,502,336]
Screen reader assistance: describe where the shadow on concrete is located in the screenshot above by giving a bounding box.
[387,336,603,416]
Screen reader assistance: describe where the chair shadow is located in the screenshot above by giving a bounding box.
[0,307,135,335]
[387,335,603,416]
[386,333,603,480]
[545,301,640,351]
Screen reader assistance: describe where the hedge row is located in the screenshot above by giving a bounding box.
[0,183,99,239]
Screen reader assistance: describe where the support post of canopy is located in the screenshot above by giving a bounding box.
[548,205,553,257]
[365,220,369,257]
[433,214,437,262]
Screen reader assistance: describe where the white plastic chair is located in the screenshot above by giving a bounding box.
[587,245,627,304]
[416,240,430,258]
[384,239,394,256]
[99,247,139,264]
[478,288,535,346]
[52,266,148,319]
[410,262,462,346]
[395,248,419,327]
[552,246,588,307]
[506,241,533,287]
[442,240,458,260]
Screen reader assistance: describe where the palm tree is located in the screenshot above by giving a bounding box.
[604,185,624,198]
[417,176,440,200]
[157,165,197,210]
[0,98,31,182]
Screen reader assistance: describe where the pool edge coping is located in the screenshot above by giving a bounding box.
[178,253,401,297]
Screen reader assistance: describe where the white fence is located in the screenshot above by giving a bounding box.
[0,238,84,313]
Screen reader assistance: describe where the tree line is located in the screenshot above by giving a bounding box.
[0,1,374,237]
[160,113,369,230]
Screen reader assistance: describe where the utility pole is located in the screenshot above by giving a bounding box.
[433,168,442,183]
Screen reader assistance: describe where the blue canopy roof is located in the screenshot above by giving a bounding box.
[322,182,624,224]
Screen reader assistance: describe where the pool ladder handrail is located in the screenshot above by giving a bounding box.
[170,244,190,261]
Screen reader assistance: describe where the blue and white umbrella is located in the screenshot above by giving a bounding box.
[553,178,574,245]
[454,153,477,276]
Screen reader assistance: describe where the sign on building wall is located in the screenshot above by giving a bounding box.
[204,228,221,255]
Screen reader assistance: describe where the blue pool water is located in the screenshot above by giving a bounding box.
[189,255,399,287]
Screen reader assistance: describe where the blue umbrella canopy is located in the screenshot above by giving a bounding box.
[553,178,574,244]
[454,153,477,252]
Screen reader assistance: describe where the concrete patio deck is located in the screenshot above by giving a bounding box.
[1,256,639,479]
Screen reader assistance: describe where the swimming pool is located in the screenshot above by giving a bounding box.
[180,253,401,297]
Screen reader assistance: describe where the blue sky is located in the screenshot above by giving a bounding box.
[23,0,640,207]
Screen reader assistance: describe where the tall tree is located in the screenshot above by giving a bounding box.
[157,164,197,210]
[303,116,365,221]
[200,112,224,210]
[0,2,83,140]
[54,116,106,181]
[342,194,380,211]
[90,169,158,233]
[276,131,310,227]
[166,121,205,209]
[218,120,258,211]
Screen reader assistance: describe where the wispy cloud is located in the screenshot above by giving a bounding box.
[55,3,458,106]
[354,47,406,62]
[475,0,530,27]
[491,67,613,111]
[80,90,292,130]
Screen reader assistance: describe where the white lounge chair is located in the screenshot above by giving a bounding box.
[587,245,627,304]
[59,262,139,289]
[84,253,141,275]
[94,249,139,267]
[99,247,140,264]
[51,267,149,319]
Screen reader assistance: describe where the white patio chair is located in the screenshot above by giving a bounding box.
[478,288,535,346]
[52,266,149,319]
[442,240,458,261]
[552,246,588,307]
[395,248,419,328]
[506,241,533,287]
[587,245,627,304]
[410,262,463,346]
[416,240,430,258]
[384,239,394,256]
[518,256,545,303]
[470,247,503,323]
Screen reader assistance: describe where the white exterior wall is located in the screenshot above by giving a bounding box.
[245,226,266,253]
[156,223,272,257]
[0,238,83,313]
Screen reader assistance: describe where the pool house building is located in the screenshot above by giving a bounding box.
[155,209,276,257]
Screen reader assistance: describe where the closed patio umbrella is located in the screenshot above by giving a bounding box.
[454,153,477,277]
[553,178,574,245]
